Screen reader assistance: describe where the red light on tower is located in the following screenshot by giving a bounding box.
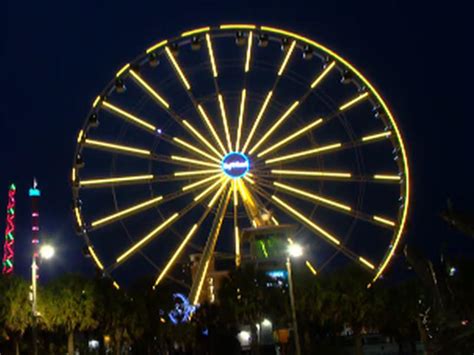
[2,184,17,275]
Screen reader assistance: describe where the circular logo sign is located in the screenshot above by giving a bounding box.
[221,152,250,178]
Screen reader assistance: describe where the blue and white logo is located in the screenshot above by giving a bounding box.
[221,152,250,178]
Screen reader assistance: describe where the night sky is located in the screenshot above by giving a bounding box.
[2,1,473,282]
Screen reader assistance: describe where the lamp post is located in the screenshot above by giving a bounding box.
[31,244,55,355]
[286,243,302,355]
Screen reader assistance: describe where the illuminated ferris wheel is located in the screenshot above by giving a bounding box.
[71,24,410,303]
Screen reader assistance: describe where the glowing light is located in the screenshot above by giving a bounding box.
[2,184,16,275]
[91,196,163,228]
[174,169,221,177]
[39,244,55,259]
[235,89,246,151]
[146,39,168,54]
[220,24,256,29]
[116,213,179,263]
[193,177,225,202]
[278,40,296,76]
[233,180,238,207]
[85,139,150,156]
[182,120,222,158]
[271,195,340,245]
[265,143,341,165]
[207,179,229,207]
[234,225,240,265]
[88,246,104,270]
[310,61,336,89]
[271,216,279,225]
[71,168,76,182]
[257,118,323,157]
[373,215,396,227]
[173,137,221,163]
[305,260,317,275]
[92,96,101,108]
[80,174,154,187]
[244,31,253,73]
[181,27,210,37]
[218,94,232,151]
[374,174,401,181]
[197,105,227,154]
[115,63,130,78]
[359,256,375,270]
[102,101,156,131]
[129,70,170,109]
[113,281,120,290]
[171,155,220,168]
[221,152,250,179]
[288,243,303,257]
[153,224,198,287]
[165,46,191,90]
[339,92,369,111]
[74,207,82,228]
[182,174,221,191]
[274,182,351,211]
[77,130,84,143]
[249,100,299,155]
[244,176,255,185]
[362,131,392,142]
[206,34,218,78]
[242,91,273,153]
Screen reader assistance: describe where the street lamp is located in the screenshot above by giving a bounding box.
[31,244,55,355]
[286,243,302,355]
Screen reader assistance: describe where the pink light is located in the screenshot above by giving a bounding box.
[32,212,39,217]
[32,226,39,231]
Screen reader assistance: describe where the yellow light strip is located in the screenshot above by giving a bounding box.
[81,174,154,187]
[174,169,221,177]
[310,61,336,89]
[373,215,396,227]
[244,176,255,185]
[207,179,229,207]
[234,225,240,263]
[374,174,401,181]
[153,224,198,287]
[218,94,232,151]
[235,89,246,151]
[102,101,156,131]
[257,118,323,157]
[71,168,76,183]
[244,31,253,73]
[165,46,191,90]
[115,63,130,78]
[171,155,219,168]
[220,24,256,29]
[77,130,84,143]
[249,100,299,155]
[173,137,221,163]
[233,180,238,207]
[116,213,179,263]
[272,169,352,178]
[278,40,296,76]
[88,246,104,270]
[242,91,273,153]
[182,120,222,158]
[305,260,317,275]
[362,131,392,142]
[91,196,163,228]
[272,195,340,245]
[274,182,351,211]
[85,139,150,156]
[113,281,120,290]
[271,216,279,225]
[129,70,170,109]
[92,96,101,108]
[194,177,225,202]
[197,105,227,154]
[146,39,168,54]
[359,256,375,270]
[265,143,341,164]
[74,207,82,227]
[205,34,218,78]
[181,27,210,37]
[258,26,410,283]
[182,174,221,191]
[339,92,369,111]
[193,258,211,305]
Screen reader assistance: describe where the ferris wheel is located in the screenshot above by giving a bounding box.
[71,24,410,303]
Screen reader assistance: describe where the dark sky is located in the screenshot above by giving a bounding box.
[1,0,473,282]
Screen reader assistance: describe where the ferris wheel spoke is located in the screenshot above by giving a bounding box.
[197,104,227,155]
[256,117,323,158]
[232,181,240,266]
[339,92,370,111]
[165,46,192,90]
[217,94,233,152]
[170,136,221,163]
[241,90,273,153]
[101,101,158,132]
[263,142,342,165]
[128,70,170,109]
[235,89,247,151]
[189,185,232,305]
[79,174,154,188]
[88,174,221,230]
[83,138,151,158]
[170,155,220,168]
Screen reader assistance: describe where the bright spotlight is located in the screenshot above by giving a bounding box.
[40,244,55,260]
[262,318,272,327]
[288,243,303,258]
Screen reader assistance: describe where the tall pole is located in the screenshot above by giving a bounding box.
[29,179,41,355]
[286,257,301,355]
[2,184,16,275]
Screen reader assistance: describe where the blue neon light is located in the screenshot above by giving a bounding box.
[221,152,250,178]
[28,188,41,197]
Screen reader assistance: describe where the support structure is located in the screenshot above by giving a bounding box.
[2,184,16,275]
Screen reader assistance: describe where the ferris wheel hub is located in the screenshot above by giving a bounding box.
[221,152,250,179]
